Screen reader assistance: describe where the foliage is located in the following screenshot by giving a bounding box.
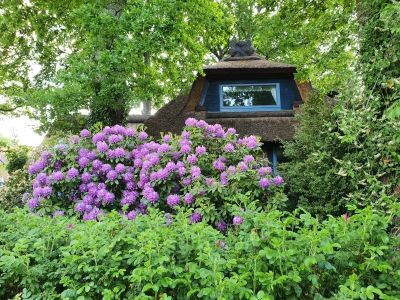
[0,0,230,131]
[222,0,358,94]
[0,206,398,299]
[25,119,285,225]
[4,145,30,174]
[279,93,345,215]
[0,169,30,211]
[1,0,360,132]
[280,1,400,216]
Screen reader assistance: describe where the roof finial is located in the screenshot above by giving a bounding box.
[229,40,255,57]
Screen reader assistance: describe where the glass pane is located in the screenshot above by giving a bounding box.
[222,84,277,107]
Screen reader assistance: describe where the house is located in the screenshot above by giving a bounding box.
[143,41,312,168]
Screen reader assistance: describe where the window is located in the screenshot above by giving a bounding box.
[261,142,287,174]
[220,83,280,111]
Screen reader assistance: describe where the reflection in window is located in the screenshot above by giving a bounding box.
[222,84,278,107]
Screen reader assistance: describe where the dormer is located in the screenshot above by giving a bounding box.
[199,41,301,113]
[143,41,311,144]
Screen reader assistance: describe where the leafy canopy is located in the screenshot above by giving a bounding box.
[0,0,230,131]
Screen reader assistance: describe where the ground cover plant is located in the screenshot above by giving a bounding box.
[25,119,285,227]
[0,206,398,299]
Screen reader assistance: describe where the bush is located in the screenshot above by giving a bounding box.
[0,169,30,211]
[281,91,400,217]
[0,207,398,299]
[5,145,30,174]
[25,119,285,226]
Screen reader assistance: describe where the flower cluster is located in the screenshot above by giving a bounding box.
[26,118,284,226]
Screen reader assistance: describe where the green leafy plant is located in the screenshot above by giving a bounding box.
[0,206,398,299]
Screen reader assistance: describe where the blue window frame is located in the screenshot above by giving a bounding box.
[219,83,281,112]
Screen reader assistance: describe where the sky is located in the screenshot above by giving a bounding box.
[0,114,44,147]
[0,105,152,147]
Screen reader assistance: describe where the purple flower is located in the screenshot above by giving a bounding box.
[190,166,201,180]
[187,154,198,165]
[224,143,235,152]
[181,130,191,139]
[237,162,248,172]
[66,168,79,180]
[55,144,68,152]
[189,212,202,224]
[126,210,137,220]
[27,198,39,211]
[162,134,171,143]
[273,176,284,186]
[184,193,194,205]
[216,220,227,232]
[96,141,109,153]
[233,215,243,225]
[53,210,65,217]
[108,134,123,144]
[226,128,236,135]
[28,160,46,175]
[220,172,228,186]
[239,136,258,149]
[142,186,159,203]
[121,191,138,206]
[138,132,148,141]
[180,144,191,154]
[258,167,272,176]
[125,127,136,137]
[103,191,115,204]
[185,117,197,127]
[167,194,180,207]
[36,173,48,185]
[80,129,90,138]
[227,166,236,175]
[195,146,207,156]
[177,166,186,177]
[158,143,170,153]
[92,159,103,170]
[213,159,226,171]
[243,155,254,164]
[342,212,350,222]
[196,120,208,128]
[115,163,125,173]
[101,164,112,174]
[75,202,86,213]
[78,157,90,168]
[79,183,88,193]
[106,170,118,181]
[83,207,103,221]
[41,151,52,161]
[92,132,106,143]
[81,172,92,183]
[205,177,214,186]
[259,178,270,189]
[182,177,192,186]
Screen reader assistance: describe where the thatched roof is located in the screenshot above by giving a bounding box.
[141,41,303,142]
[204,56,296,75]
[143,91,297,142]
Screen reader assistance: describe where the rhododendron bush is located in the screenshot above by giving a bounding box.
[26,118,285,226]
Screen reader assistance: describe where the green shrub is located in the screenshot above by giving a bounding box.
[0,206,398,299]
[5,146,30,174]
[281,91,400,217]
[0,169,30,211]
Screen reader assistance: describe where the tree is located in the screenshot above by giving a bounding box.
[0,0,231,132]
[220,0,358,94]
[281,0,400,216]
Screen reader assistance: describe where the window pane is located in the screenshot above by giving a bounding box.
[222,84,277,107]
